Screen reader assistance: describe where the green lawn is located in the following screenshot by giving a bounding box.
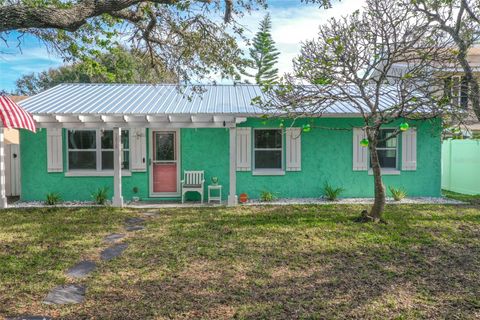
[1,204,480,319]
[443,189,480,205]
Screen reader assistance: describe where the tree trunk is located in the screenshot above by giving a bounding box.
[367,130,386,221]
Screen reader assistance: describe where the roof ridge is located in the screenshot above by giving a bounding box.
[58,83,261,87]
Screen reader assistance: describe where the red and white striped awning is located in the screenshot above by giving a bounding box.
[0,95,36,132]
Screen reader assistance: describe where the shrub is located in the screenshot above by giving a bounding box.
[389,186,407,201]
[45,192,61,205]
[323,182,344,201]
[91,187,109,205]
[260,190,277,202]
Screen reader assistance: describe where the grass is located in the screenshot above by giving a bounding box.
[1,204,480,319]
[443,189,480,205]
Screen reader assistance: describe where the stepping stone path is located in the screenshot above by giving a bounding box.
[7,316,52,320]
[43,284,85,305]
[66,260,96,279]
[124,216,146,232]
[125,225,145,231]
[103,233,126,243]
[100,243,129,261]
[38,214,154,309]
[125,217,146,225]
[140,211,159,217]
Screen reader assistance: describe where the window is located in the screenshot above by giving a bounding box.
[371,129,397,169]
[444,76,470,109]
[67,129,129,171]
[254,129,283,171]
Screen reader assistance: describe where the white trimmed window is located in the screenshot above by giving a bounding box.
[444,76,469,109]
[371,129,397,169]
[67,129,129,171]
[253,129,283,172]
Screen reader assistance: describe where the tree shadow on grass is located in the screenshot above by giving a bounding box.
[52,204,480,319]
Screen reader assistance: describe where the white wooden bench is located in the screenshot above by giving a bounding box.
[181,170,205,203]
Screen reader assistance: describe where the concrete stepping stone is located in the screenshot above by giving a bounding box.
[125,217,145,225]
[7,316,52,320]
[100,243,128,261]
[66,260,96,279]
[43,284,85,305]
[125,225,145,232]
[103,233,126,243]
[140,211,159,217]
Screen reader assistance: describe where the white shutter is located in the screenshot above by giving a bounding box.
[236,127,251,171]
[47,128,63,172]
[286,127,301,171]
[353,128,368,171]
[130,128,147,172]
[402,128,417,170]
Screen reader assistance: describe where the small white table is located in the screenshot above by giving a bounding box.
[208,185,222,203]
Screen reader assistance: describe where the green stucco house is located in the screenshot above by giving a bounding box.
[17,83,442,206]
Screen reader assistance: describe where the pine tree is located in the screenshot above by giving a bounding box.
[248,14,280,85]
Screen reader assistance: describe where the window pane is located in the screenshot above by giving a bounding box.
[102,130,129,150]
[377,129,396,148]
[102,151,113,170]
[452,77,460,106]
[444,77,453,98]
[255,130,282,148]
[101,131,113,149]
[255,150,282,169]
[69,151,96,169]
[122,130,129,149]
[377,149,396,168]
[155,133,175,161]
[68,130,96,149]
[123,151,129,169]
[461,77,469,109]
[102,151,130,170]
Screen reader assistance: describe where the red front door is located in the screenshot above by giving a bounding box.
[152,131,177,193]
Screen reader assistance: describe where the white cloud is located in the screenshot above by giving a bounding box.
[238,0,366,80]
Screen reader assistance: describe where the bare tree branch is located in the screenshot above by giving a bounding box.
[258,0,461,220]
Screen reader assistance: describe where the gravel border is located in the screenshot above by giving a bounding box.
[8,201,102,208]
[7,197,465,208]
[246,197,465,205]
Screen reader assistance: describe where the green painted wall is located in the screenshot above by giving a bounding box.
[237,117,442,199]
[20,129,149,202]
[20,128,230,202]
[20,117,442,202]
[442,139,480,195]
[181,128,229,201]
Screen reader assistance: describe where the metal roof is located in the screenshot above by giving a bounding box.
[18,84,267,115]
[18,83,375,116]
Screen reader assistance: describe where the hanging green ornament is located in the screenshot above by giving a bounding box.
[279,120,284,128]
[302,124,311,133]
[261,121,267,125]
[360,138,369,147]
[400,122,409,131]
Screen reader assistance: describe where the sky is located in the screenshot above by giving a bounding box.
[0,0,365,93]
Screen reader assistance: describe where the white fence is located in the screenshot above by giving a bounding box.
[442,139,480,195]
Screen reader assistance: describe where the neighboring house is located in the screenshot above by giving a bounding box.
[5,96,26,144]
[3,96,27,197]
[18,83,442,206]
[442,46,480,136]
